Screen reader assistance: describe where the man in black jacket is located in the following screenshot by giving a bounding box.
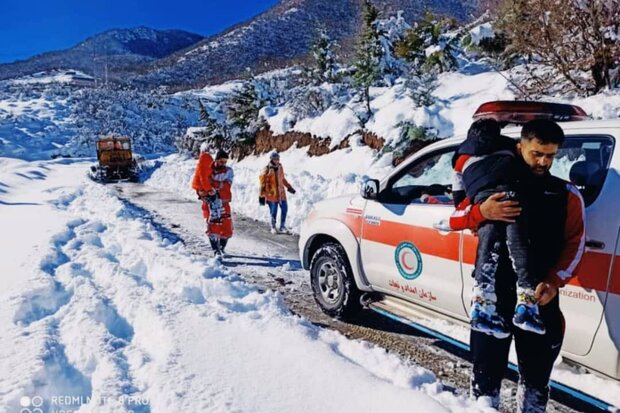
[450,119,586,412]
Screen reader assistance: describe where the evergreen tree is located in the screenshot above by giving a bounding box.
[225,73,269,144]
[407,69,438,107]
[197,99,230,152]
[309,26,338,84]
[394,11,459,73]
[376,11,411,80]
[353,0,383,118]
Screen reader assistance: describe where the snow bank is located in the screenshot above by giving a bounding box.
[293,106,360,147]
[468,23,495,46]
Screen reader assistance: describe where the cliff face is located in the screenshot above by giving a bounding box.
[231,126,433,166]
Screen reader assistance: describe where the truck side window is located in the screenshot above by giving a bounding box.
[384,148,456,205]
[550,135,615,207]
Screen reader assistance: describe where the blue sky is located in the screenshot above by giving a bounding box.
[0,0,279,63]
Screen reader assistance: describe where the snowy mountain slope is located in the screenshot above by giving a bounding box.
[0,85,75,160]
[0,159,497,413]
[0,78,199,160]
[133,0,480,89]
[0,27,204,83]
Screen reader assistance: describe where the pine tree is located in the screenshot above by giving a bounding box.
[353,0,383,118]
[310,26,338,85]
[394,11,459,73]
[376,11,411,80]
[196,99,230,152]
[225,74,269,144]
[407,69,438,107]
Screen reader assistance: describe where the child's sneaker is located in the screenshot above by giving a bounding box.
[270,226,278,234]
[278,226,292,234]
[470,298,510,339]
[513,288,545,335]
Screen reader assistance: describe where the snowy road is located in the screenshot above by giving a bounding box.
[115,182,602,413]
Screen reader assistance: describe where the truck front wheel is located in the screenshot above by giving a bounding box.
[310,242,361,320]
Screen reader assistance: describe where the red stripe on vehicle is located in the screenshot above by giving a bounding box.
[464,233,619,295]
[339,214,620,294]
[360,219,461,261]
[334,215,619,296]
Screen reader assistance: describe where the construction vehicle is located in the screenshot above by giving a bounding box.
[89,136,140,182]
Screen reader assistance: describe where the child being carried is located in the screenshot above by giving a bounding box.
[453,119,545,338]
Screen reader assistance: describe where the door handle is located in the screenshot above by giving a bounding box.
[433,220,452,233]
[585,240,605,250]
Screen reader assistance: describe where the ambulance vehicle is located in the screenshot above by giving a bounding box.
[299,101,620,380]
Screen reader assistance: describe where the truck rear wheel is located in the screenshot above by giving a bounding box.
[310,242,361,320]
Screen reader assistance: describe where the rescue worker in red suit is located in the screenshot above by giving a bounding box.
[450,119,586,412]
[206,150,234,257]
[191,144,234,257]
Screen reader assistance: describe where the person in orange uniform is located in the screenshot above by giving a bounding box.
[191,142,224,257]
[259,151,296,234]
[207,150,234,257]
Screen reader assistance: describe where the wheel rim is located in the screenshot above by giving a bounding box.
[317,260,342,305]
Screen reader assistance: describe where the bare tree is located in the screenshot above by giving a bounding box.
[497,0,619,96]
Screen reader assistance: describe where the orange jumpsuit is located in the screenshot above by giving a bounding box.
[203,164,234,239]
[191,152,214,193]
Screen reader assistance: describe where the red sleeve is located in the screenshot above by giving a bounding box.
[547,184,586,287]
[453,154,471,173]
[449,197,485,231]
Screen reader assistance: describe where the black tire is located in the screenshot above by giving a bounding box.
[310,242,361,320]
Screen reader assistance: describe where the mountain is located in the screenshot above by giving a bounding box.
[0,27,204,82]
[132,0,480,90]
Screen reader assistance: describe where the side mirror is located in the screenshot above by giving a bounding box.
[361,179,379,200]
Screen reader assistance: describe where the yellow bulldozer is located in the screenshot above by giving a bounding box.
[89,136,140,182]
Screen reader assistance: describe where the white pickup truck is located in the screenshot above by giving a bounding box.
[299,101,620,381]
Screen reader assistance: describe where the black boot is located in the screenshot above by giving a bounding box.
[219,238,228,253]
[208,236,222,257]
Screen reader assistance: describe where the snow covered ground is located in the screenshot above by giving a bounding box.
[0,159,500,412]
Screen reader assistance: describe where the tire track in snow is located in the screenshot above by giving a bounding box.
[49,210,152,413]
[7,186,156,412]
[6,208,94,412]
[13,218,84,326]
[50,182,238,411]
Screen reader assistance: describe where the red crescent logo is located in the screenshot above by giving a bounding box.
[401,251,415,271]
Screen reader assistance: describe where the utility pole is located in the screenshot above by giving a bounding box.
[104,44,109,87]
[92,42,98,87]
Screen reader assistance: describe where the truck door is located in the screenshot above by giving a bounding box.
[360,146,467,319]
